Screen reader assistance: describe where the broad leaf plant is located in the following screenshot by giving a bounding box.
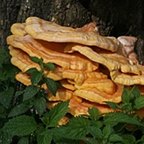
[1,48,144,144]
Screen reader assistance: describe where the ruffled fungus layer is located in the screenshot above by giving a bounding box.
[7,16,144,118]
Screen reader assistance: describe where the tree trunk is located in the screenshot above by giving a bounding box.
[0,0,91,48]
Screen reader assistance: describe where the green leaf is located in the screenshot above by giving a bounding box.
[3,115,37,137]
[30,57,44,71]
[17,137,29,144]
[90,120,103,130]
[65,127,88,140]
[54,136,80,144]
[122,88,131,103]
[130,86,141,98]
[120,103,133,112]
[23,85,40,101]
[105,101,118,110]
[31,57,43,65]
[0,48,10,66]
[53,125,88,140]
[122,86,141,105]
[53,117,90,140]
[104,112,143,126]
[137,135,144,143]
[88,107,100,120]
[15,90,24,98]
[0,64,18,82]
[8,102,32,117]
[82,137,100,144]
[42,101,69,127]
[0,105,7,119]
[0,48,18,82]
[0,130,12,144]
[103,125,113,139]
[26,68,43,85]
[122,134,136,143]
[26,68,38,75]
[37,130,52,144]
[134,96,144,110]
[0,87,14,109]
[88,126,103,139]
[43,62,56,71]
[109,134,123,142]
[45,78,61,96]
[69,116,90,128]
[34,97,47,115]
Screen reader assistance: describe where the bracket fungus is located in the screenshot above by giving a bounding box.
[7,17,144,117]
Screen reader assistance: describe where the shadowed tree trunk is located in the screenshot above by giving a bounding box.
[0,0,92,48]
[2,0,144,64]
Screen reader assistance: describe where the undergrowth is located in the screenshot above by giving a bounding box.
[0,48,144,144]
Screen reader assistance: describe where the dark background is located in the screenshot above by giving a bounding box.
[0,0,92,48]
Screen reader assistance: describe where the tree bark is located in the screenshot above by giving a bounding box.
[0,0,91,48]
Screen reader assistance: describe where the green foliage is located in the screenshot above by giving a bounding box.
[26,57,61,95]
[1,48,144,144]
[26,68,43,85]
[43,62,56,71]
[37,130,52,144]
[0,48,18,83]
[88,107,100,120]
[134,96,144,110]
[17,137,29,144]
[104,112,143,126]
[34,97,47,116]
[23,85,40,101]
[8,101,33,117]
[3,115,37,137]
[45,77,61,96]
[0,87,14,109]
[42,101,69,127]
